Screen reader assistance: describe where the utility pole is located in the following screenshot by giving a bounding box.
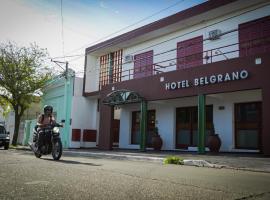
[65,61,68,79]
[50,59,70,148]
[51,59,68,79]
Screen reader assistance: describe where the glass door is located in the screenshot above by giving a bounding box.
[176,105,213,149]
[235,102,261,150]
[131,110,156,147]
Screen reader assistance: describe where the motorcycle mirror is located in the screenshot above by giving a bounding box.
[7,131,10,135]
[61,119,65,123]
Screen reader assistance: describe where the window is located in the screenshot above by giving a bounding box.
[235,102,261,150]
[176,105,213,149]
[133,50,153,79]
[0,126,6,134]
[99,49,123,89]
[177,36,203,69]
[239,16,270,57]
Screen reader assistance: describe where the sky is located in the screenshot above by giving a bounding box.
[0,0,205,76]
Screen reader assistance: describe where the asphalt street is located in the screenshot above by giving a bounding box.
[0,150,270,200]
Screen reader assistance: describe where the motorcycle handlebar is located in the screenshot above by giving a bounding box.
[38,122,64,129]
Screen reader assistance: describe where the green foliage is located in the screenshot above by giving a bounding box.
[0,42,53,144]
[0,97,11,117]
[163,156,184,165]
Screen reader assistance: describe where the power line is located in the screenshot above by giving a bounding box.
[67,1,270,65]
[50,0,188,60]
[65,31,241,76]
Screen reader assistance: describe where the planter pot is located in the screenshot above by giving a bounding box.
[151,135,163,151]
[207,134,221,153]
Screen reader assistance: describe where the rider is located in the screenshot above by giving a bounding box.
[37,105,56,129]
[32,105,56,152]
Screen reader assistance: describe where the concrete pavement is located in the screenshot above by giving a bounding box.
[9,145,270,173]
[1,150,270,200]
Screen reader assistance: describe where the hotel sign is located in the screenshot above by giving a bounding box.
[165,70,249,90]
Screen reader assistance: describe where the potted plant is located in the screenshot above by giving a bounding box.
[151,127,163,151]
[207,123,221,153]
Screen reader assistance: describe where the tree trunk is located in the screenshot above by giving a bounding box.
[12,107,21,146]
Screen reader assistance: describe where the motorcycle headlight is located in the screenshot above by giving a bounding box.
[53,127,60,133]
[6,136,10,140]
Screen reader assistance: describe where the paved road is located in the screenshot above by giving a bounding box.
[0,150,270,200]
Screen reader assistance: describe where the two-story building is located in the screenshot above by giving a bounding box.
[83,0,270,155]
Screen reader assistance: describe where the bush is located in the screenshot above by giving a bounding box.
[163,156,184,165]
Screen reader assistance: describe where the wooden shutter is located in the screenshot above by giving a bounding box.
[239,16,270,57]
[177,36,203,69]
[112,49,123,83]
[134,50,153,79]
[99,49,123,90]
[99,54,110,90]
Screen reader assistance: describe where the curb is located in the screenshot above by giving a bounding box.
[63,150,164,163]
[9,146,31,151]
[9,148,270,173]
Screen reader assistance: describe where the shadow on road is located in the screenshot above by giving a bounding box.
[41,158,102,166]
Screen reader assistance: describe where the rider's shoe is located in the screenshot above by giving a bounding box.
[29,142,40,153]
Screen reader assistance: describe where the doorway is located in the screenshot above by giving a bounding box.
[235,102,261,150]
[176,105,213,149]
[131,110,155,147]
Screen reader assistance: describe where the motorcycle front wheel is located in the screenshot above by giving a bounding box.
[35,152,42,158]
[52,139,62,160]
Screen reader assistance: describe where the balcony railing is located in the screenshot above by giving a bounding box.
[98,35,270,89]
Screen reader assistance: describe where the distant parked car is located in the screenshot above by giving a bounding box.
[0,125,9,150]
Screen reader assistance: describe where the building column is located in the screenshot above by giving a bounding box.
[198,94,206,154]
[98,104,114,150]
[262,88,270,155]
[140,100,147,151]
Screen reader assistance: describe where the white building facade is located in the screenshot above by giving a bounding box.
[83,0,270,155]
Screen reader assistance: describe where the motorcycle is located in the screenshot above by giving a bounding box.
[29,121,64,160]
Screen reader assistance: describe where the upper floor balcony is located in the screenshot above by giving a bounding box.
[83,11,270,95]
[98,29,269,91]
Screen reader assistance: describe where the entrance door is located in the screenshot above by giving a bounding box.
[112,119,120,147]
[235,102,261,150]
[176,105,213,149]
[131,110,155,147]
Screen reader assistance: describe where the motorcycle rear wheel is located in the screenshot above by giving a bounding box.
[52,139,62,160]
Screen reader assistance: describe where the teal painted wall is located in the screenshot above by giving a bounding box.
[42,75,74,148]
[23,119,37,145]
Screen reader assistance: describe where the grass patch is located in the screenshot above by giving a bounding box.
[163,156,184,165]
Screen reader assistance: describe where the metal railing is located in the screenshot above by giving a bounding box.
[98,35,269,89]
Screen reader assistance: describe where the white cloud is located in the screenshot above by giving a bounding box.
[99,1,107,9]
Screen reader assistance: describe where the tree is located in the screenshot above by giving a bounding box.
[0,42,52,145]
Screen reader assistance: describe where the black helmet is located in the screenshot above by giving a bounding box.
[44,105,53,113]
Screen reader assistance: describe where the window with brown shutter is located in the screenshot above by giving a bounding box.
[133,50,153,79]
[239,16,270,57]
[177,36,203,69]
[99,49,123,90]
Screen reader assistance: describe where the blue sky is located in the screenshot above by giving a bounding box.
[0,0,205,74]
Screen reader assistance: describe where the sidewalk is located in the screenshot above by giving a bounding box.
[10,145,270,173]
